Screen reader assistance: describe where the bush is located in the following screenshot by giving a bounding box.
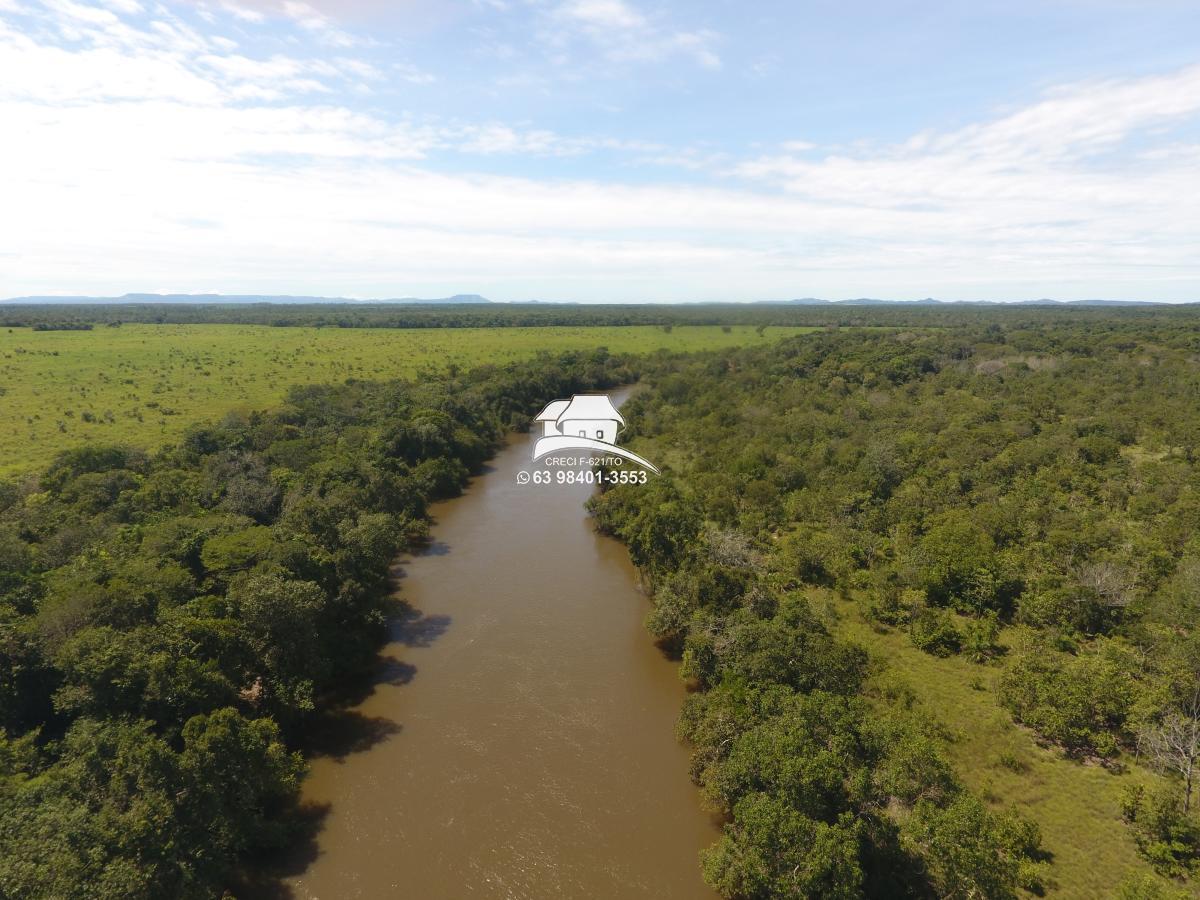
[997,641,1136,757]
[909,607,962,657]
[1115,871,1193,899]
[962,612,1002,663]
[864,585,921,627]
[1123,785,1200,877]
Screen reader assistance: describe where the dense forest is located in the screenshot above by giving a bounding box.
[5,308,1200,898]
[2,301,1197,332]
[590,317,1200,898]
[0,349,633,898]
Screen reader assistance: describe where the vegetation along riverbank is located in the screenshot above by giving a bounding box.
[0,350,637,897]
[4,306,1200,898]
[589,315,1200,898]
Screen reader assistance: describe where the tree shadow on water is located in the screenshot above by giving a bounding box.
[304,709,404,763]
[390,601,451,647]
[387,539,450,583]
[239,595,452,894]
[232,801,330,900]
[301,654,416,761]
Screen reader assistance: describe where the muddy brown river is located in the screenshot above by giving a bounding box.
[285,394,718,899]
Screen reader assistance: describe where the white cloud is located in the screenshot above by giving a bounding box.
[457,123,567,155]
[1,1,1199,301]
[735,64,1200,215]
[218,1,264,23]
[557,0,645,31]
[96,0,141,12]
[393,61,435,84]
[0,22,225,103]
[280,0,356,47]
[544,0,720,69]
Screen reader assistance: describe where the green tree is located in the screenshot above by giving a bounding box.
[229,573,327,715]
[902,796,1032,900]
[702,793,864,900]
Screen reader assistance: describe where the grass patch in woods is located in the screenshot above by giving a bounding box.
[0,323,813,476]
[830,596,1182,899]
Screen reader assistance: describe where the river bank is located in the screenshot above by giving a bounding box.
[278,391,716,898]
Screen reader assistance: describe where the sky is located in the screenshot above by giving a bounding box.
[2,0,1199,302]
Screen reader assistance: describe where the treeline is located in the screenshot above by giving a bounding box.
[589,321,1200,897]
[29,322,94,332]
[3,302,1200,333]
[0,349,633,898]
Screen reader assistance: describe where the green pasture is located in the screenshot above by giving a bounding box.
[0,323,811,476]
[829,595,1178,899]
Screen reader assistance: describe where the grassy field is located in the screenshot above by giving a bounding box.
[826,595,1186,899]
[0,323,812,477]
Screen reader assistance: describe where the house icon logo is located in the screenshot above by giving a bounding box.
[533,394,660,474]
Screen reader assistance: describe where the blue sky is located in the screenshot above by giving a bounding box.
[2,0,1199,301]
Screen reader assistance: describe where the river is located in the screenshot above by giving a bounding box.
[282,391,718,899]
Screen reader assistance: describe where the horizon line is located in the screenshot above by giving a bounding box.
[2,294,1198,307]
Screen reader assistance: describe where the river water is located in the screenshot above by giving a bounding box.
[284,394,717,899]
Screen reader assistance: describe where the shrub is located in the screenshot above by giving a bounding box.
[962,612,1002,663]
[909,607,962,657]
[1123,785,1200,877]
[998,641,1137,757]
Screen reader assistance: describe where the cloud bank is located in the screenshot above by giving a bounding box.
[2,0,1198,300]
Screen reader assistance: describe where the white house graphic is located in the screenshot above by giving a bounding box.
[532,394,659,473]
[535,395,624,443]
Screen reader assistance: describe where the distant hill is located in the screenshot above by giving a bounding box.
[0,293,493,305]
[572,296,1185,306]
[762,297,1180,306]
